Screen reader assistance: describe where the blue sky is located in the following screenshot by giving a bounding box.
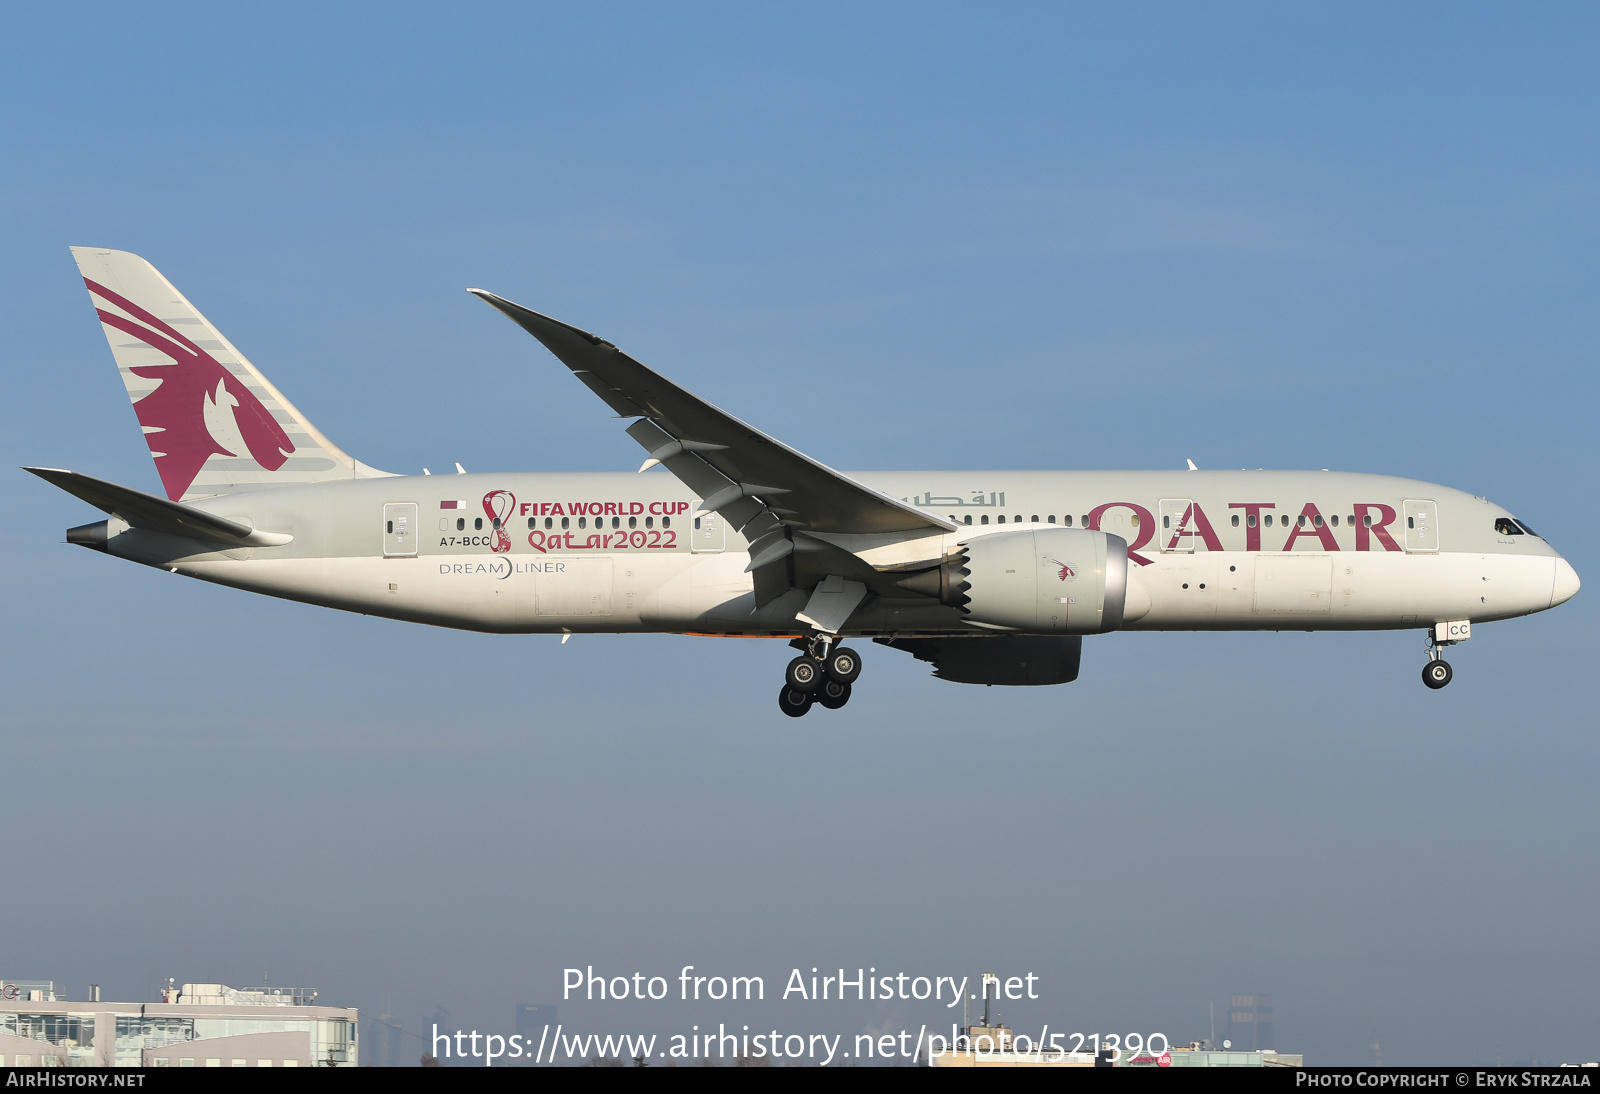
[1,3,1596,1065]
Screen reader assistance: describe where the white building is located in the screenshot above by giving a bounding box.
[0,980,357,1067]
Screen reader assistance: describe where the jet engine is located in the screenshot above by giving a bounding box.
[897,527,1129,634]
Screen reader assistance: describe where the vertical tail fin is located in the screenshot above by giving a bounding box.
[70,247,390,500]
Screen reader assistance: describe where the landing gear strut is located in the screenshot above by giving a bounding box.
[776,636,861,716]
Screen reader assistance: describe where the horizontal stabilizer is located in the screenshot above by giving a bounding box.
[23,467,290,547]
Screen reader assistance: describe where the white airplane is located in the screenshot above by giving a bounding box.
[29,249,1579,715]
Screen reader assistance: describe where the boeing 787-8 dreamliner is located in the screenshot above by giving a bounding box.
[28,249,1580,715]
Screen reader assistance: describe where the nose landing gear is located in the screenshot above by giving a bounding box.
[1422,659,1453,689]
[777,636,861,716]
[1421,622,1468,689]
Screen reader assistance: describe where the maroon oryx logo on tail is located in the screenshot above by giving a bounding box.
[85,278,295,499]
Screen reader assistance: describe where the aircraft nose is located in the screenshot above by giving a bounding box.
[1551,557,1581,607]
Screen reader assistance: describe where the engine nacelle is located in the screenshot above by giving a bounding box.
[900,527,1129,634]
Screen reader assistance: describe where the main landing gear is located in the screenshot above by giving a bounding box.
[778,636,861,717]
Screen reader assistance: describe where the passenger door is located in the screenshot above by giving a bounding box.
[1158,498,1195,553]
[383,503,418,557]
[691,510,725,553]
[1402,499,1440,553]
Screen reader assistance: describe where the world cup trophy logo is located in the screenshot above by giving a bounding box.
[482,490,516,554]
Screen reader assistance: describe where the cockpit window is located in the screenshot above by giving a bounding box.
[1494,517,1523,536]
[1514,519,1540,538]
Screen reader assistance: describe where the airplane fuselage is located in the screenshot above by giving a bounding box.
[99,469,1574,638]
[44,248,1580,702]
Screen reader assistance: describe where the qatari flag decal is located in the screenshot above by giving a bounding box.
[439,500,468,509]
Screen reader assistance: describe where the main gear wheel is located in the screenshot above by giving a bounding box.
[778,685,815,717]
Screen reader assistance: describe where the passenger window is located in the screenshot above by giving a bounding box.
[1063,515,1072,526]
[694,517,702,530]
[1080,515,1089,527]
[1331,515,1339,527]
[1298,515,1306,528]
[1163,515,1171,528]
[964,515,972,525]
[1364,514,1372,527]
[527,517,535,530]
[1407,517,1415,529]
[1248,514,1257,528]
[562,517,570,529]
[1264,515,1273,527]
[629,516,637,529]
[492,517,501,529]
[981,515,989,525]
[997,515,1005,524]
[456,517,465,531]
[1231,514,1239,527]
[386,521,393,534]
[474,517,483,530]
[545,517,553,529]
[1048,515,1057,524]
[1031,515,1039,523]
[646,516,653,528]
[1014,516,1021,523]
[612,516,620,529]
[1313,515,1323,528]
[1131,514,1139,527]
[579,516,587,529]
[1494,517,1523,536]
[663,516,671,529]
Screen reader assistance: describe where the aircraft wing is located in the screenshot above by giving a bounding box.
[469,291,955,546]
